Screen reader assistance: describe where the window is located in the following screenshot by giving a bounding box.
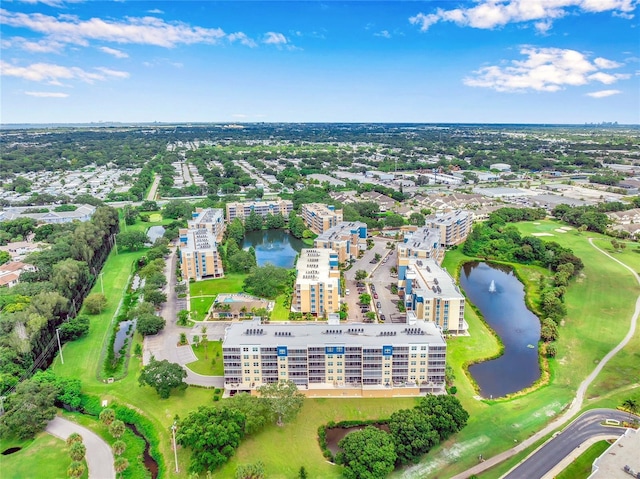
[281,372,286,376]
[244,354,249,359]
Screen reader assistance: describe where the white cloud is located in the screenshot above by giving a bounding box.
[0,9,248,48]
[228,32,257,48]
[374,30,392,38]
[263,32,287,45]
[147,9,164,15]
[25,90,69,97]
[586,89,622,97]
[2,36,64,53]
[0,60,129,85]
[410,0,636,32]
[464,47,630,92]
[99,46,128,58]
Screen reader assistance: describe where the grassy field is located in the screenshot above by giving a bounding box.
[270,294,290,320]
[185,341,224,376]
[556,440,610,479]
[0,433,87,479]
[189,274,246,320]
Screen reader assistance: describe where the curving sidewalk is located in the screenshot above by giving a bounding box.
[46,416,115,479]
[450,237,640,479]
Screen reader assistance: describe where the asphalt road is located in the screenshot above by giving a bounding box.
[369,248,405,323]
[502,409,632,479]
[47,416,115,479]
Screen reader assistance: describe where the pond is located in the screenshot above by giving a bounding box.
[113,319,136,358]
[325,424,390,457]
[146,225,165,244]
[459,262,541,398]
[241,229,304,268]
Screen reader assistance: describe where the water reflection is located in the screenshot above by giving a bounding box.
[241,230,305,268]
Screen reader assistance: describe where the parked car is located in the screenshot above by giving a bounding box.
[376,301,382,308]
[380,315,386,321]
[373,293,379,299]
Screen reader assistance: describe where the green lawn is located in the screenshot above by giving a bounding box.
[556,440,610,479]
[0,433,86,479]
[218,397,417,479]
[185,341,224,376]
[189,274,247,320]
[270,294,290,320]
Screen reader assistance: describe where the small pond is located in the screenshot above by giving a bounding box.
[325,424,390,456]
[241,229,304,268]
[460,262,541,398]
[113,319,136,358]
[1,447,21,455]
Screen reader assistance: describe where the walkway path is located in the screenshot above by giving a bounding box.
[143,247,225,387]
[450,237,640,479]
[46,416,115,479]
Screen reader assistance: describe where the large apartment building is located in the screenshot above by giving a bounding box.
[226,200,293,222]
[179,208,226,281]
[300,203,343,234]
[397,227,444,283]
[313,221,367,264]
[400,258,467,334]
[291,249,340,316]
[222,319,447,397]
[189,208,225,241]
[425,210,472,247]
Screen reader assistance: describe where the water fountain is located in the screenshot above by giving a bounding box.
[489,280,497,293]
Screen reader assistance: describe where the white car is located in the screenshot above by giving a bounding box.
[345,289,350,295]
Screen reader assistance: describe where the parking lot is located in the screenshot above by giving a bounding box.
[343,237,403,323]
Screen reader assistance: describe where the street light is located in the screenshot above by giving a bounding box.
[56,328,64,365]
[171,421,179,472]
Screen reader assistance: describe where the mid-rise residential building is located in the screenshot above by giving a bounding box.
[300,203,343,234]
[400,258,467,334]
[179,227,224,281]
[188,208,225,241]
[313,221,367,264]
[397,227,444,281]
[425,210,472,247]
[292,249,340,316]
[222,319,447,397]
[225,200,293,222]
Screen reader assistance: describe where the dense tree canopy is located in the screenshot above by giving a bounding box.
[177,406,246,473]
[0,379,58,439]
[257,380,304,426]
[337,426,397,479]
[138,358,187,398]
[243,265,292,299]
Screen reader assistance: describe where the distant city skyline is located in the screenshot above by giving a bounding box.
[1,1,639,125]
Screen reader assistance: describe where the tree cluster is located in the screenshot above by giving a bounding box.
[336,395,468,478]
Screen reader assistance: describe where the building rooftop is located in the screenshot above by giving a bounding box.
[590,428,640,479]
[401,227,441,251]
[406,258,464,300]
[223,319,446,348]
[183,228,217,251]
[427,210,471,226]
[315,221,367,242]
[295,249,337,284]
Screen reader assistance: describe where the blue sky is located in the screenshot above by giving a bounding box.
[1,1,639,124]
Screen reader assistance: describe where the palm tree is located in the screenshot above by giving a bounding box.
[99,408,115,426]
[622,398,639,423]
[201,325,209,359]
[67,461,85,479]
[69,442,86,462]
[112,440,126,456]
[109,419,126,439]
[66,433,83,447]
[114,457,129,478]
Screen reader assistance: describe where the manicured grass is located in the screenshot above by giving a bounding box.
[270,294,290,320]
[396,220,639,478]
[189,274,247,320]
[149,213,162,222]
[218,397,417,479]
[555,440,610,479]
[185,341,224,376]
[0,433,86,479]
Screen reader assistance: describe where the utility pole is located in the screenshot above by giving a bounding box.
[99,272,105,294]
[56,328,64,365]
[171,422,179,472]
